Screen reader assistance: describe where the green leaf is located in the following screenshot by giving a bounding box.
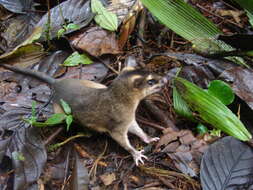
[66,115,73,131]
[207,80,235,105]
[66,23,80,30]
[174,77,252,141]
[30,121,49,127]
[60,99,72,115]
[91,0,118,31]
[196,123,208,135]
[173,87,194,120]
[57,28,66,38]
[247,11,253,28]
[140,0,247,66]
[45,113,67,125]
[63,52,93,66]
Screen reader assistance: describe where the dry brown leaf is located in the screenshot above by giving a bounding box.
[99,172,116,186]
[69,27,120,57]
[218,10,244,24]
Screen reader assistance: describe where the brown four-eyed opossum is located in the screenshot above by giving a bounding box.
[1,56,168,165]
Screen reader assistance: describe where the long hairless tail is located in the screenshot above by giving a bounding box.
[1,64,56,84]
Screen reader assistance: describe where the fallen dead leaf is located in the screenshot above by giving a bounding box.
[69,27,120,57]
[99,172,116,186]
[220,67,253,110]
[218,10,244,24]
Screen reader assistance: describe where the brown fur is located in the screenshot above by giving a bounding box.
[1,57,167,165]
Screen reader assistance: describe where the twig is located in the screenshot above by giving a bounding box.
[44,127,63,146]
[89,141,108,178]
[196,3,242,28]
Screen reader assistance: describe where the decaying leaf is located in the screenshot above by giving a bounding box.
[220,67,253,111]
[69,27,120,56]
[36,0,94,41]
[0,120,47,190]
[201,136,253,190]
[0,14,41,52]
[99,172,116,186]
[0,0,33,14]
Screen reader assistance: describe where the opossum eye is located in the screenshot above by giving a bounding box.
[147,79,157,86]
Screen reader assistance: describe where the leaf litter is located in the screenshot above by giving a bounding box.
[0,0,253,190]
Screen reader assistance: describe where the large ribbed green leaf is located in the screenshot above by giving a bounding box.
[141,0,246,65]
[174,77,252,141]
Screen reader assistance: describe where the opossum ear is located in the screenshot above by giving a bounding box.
[122,56,137,71]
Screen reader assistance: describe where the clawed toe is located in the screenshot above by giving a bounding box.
[133,150,148,166]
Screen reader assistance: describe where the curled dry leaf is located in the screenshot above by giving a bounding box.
[69,27,120,56]
[0,14,41,52]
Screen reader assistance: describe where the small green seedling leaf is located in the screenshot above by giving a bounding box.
[57,28,66,39]
[66,115,73,131]
[24,101,38,125]
[63,52,93,66]
[207,80,235,105]
[66,23,80,30]
[91,0,118,31]
[196,123,208,135]
[45,113,67,125]
[210,129,221,137]
[12,151,25,161]
[31,113,66,127]
[31,101,36,117]
[60,99,72,115]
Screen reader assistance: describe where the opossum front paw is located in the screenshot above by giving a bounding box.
[132,150,147,166]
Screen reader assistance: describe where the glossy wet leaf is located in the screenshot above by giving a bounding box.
[220,67,253,111]
[201,136,253,190]
[174,77,251,141]
[0,0,33,14]
[91,0,118,31]
[60,99,72,115]
[63,52,93,66]
[36,0,93,41]
[207,80,234,105]
[0,116,47,190]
